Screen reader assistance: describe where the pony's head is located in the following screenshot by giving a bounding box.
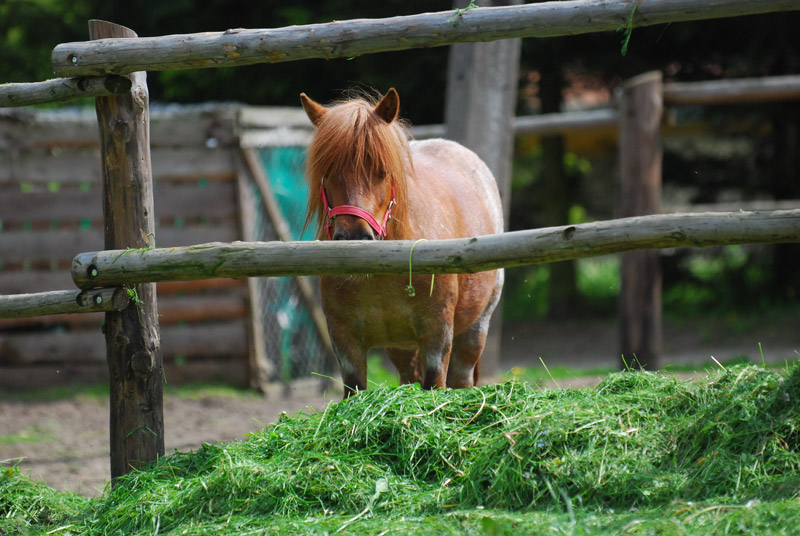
[301,88,410,241]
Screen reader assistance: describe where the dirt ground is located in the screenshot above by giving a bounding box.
[0,380,337,496]
[2,316,799,497]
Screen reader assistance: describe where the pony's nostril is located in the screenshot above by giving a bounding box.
[333,229,375,241]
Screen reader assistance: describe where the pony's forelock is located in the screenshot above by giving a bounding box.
[304,93,411,239]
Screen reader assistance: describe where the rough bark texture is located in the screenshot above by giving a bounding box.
[618,72,663,370]
[90,20,164,482]
[663,75,800,105]
[0,75,131,107]
[52,1,800,77]
[71,210,800,289]
[0,287,128,319]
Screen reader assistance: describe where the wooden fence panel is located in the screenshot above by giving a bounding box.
[1,182,237,230]
[0,102,249,393]
[0,146,235,184]
[0,106,237,149]
[0,321,247,365]
[0,227,238,264]
[0,271,76,294]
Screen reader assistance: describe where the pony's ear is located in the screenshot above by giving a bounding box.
[374,88,400,124]
[300,93,327,126]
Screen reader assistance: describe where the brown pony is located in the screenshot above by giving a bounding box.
[300,88,504,398]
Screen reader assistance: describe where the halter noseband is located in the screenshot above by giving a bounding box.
[320,179,396,240]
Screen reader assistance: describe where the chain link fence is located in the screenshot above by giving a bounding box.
[247,146,334,387]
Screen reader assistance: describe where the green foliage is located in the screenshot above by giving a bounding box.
[664,245,773,317]
[4,365,800,534]
[0,0,92,86]
[366,354,400,388]
[0,0,454,123]
[503,266,550,320]
[449,0,479,26]
[616,2,638,56]
[511,145,591,195]
[576,255,619,307]
[504,255,619,320]
[505,240,793,322]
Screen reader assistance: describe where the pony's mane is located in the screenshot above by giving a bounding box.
[304,93,411,240]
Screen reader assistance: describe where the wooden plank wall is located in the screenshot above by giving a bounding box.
[0,106,250,390]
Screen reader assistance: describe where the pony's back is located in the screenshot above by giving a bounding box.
[405,138,503,240]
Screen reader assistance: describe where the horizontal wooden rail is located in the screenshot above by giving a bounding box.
[412,108,620,140]
[332,75,800,140]
[72,209,800,289]
[663,74,800,105]
[514,108,619,135]
[0,75,132,107]
[405,74,800,140]
[0,287,130,319]
[51,0,799,77]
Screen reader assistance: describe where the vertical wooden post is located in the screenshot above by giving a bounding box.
[618,71,663,370]
[90,20,164,480]
[444,0,521,378]
[235,150,273,392]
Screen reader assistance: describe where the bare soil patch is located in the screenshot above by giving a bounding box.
[1,381,337,496]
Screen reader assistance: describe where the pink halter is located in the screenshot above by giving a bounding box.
[320,179,396,239]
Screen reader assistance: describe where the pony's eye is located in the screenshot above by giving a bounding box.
[377,170,387,180]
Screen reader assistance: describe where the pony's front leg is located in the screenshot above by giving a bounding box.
[330,336,368,399]
[419,325,454,390]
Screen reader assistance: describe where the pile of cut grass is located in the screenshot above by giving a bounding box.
[3,364,800,535]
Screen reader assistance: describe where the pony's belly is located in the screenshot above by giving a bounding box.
[345,302,420,351]
[320,275,440,351]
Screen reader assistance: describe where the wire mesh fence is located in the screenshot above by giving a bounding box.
[248,146,333,387]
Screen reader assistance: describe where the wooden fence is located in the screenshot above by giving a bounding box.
[1,0,799,482]
[5,71,799,387]
[0,105,332,392]
[0,106,255,390]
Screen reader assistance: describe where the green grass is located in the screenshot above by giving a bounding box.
[0,425,55,446]
[502,363,617,385]
[0,383,109,403]
[500,355,790,386]
[366,354,400,388]
[3,364,800,535]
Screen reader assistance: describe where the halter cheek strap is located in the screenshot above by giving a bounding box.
[320,179,396,239]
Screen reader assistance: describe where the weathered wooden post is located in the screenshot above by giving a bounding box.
[444,0,522,378]
[89,20,164,480]
[618,71,663,370]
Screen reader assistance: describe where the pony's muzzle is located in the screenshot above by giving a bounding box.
[321,180,395,240]
[331,216,377,241]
